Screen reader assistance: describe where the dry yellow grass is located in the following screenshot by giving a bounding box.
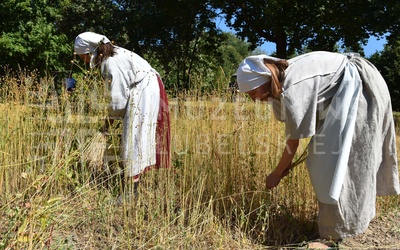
[0,72,398,249]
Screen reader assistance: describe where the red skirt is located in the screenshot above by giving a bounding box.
[155,74,171,169]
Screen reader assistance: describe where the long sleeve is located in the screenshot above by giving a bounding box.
[102,61,130,118]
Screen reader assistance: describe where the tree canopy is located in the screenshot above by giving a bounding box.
[0,0,399,92]
[369,39,400,111]
[0,0,70,72]
[216,0,399,58]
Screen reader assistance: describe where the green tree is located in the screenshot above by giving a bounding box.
[0,0,70,73]
[384,1,400,46]
[58,0,226,91]
[217,32,251,78]
[114,0,224,90]
[216,0,396,58]
[57,0,119,42]
[369,40,400,111]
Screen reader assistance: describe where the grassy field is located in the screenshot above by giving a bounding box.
[0,71,399,249]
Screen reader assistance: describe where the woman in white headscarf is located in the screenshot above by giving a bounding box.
[236,51,399,247]
[74,32,171,200]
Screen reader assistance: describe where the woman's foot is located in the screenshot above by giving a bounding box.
[307,241,331,249]
[307,238,340,249]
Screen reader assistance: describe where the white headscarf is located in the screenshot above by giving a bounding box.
[236,54,282,92]
[74,32,111,67]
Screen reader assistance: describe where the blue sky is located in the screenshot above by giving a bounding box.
[361,36,387,57]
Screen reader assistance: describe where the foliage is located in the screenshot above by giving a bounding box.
[215,0,398,58]
[217,32,251,77]
[113,0,225,90]
[369,40,400,111]
[59,0,222,89]
[57,0,120,43]
[380,1,400,46]
[0,0,71,73]
[1,0,400,95]
[58,0,251,92]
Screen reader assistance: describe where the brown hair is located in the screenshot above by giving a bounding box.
[94,42,116,65]
[263,58,289,99]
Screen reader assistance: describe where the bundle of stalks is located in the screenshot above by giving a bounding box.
[81,131,107,171]
[292,148,308,167]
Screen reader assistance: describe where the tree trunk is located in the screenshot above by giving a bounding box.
[275,32,288,59]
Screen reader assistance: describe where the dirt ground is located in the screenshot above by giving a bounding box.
[339,210,400,249]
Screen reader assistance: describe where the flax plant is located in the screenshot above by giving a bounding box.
[0,68,398,249]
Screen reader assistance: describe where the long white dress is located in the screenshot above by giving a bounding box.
[101,47,161,177]
[272,51,400,239]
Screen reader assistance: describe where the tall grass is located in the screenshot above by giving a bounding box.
[0,69,398,249]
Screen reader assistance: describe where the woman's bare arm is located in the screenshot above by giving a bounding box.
[266,138,299,189]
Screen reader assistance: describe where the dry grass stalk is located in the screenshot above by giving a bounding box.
[1,73,399,249]
[81,131,107,171]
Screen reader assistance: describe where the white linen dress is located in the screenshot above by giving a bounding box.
[101,47,160,177]
[272,51,400,239]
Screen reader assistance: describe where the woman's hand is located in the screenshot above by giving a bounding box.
[266,163,294,189]
[266,139,299,189]
[266,171,283,189]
